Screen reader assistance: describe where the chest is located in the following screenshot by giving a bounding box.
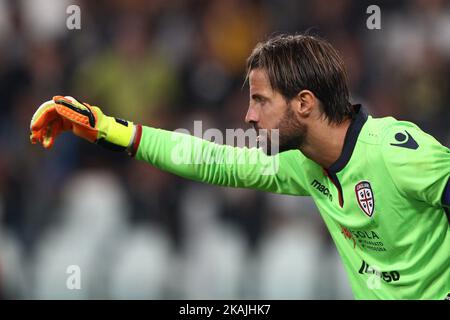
[308,167,400,231]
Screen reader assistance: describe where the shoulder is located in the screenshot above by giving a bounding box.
[371,117,450,204]
[359,115,420,145]
[358,114,448,174]
[379,119,445,159]
[360,114,440,152]
[372,117,449,186]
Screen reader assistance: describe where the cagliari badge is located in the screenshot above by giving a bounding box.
[355,181,375,217]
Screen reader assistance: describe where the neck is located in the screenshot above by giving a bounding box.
[300,117,352,169]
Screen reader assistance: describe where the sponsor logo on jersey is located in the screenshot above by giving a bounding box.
[358,260,400,283]
[390,130,419,150]
[311,179,333,202]
[340,225,387,252]
[355,181,375,217]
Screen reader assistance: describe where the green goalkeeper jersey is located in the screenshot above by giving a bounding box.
[135,105,450,300]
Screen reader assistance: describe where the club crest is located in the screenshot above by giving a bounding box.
[355,181,375,217]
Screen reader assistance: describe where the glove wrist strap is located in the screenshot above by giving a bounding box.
[96,116,134,152]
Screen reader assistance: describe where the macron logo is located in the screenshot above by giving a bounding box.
[390,131,419,150]
[311,179,333,202]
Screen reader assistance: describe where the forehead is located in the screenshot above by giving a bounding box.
[249,69,273,94]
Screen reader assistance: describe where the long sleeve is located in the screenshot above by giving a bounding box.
[135,126,311,196]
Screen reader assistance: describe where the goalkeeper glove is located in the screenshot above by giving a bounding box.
[30,96,142,155]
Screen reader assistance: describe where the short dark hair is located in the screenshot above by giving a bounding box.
[246,34,353,124]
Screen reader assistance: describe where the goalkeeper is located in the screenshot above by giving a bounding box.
[30,34,450,300]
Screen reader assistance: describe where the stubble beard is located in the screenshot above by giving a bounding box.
[261,105,308,155]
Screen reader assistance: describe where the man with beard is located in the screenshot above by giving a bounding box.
[30,34,449,300]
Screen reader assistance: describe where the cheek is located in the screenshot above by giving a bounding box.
[259,110,275,129]
[264,103,289,128]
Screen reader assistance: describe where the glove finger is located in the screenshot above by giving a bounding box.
[30,103,60,146]
[30,100,58,132]
[30,128,43,145]
[42,118,64,149]
[30,106,65,136]
[30,116,67,148]
[30,100,53,125]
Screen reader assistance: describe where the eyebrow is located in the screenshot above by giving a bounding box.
[251,93,268,101]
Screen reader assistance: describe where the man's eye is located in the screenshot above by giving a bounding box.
[251,95,267,106]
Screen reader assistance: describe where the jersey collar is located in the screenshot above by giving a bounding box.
[327,104,368,173]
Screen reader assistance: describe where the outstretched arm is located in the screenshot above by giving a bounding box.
[30,96,311,196]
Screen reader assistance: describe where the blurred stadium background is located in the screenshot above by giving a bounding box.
[0,0,449,299]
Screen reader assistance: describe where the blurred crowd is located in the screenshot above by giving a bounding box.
[0,0,449,299]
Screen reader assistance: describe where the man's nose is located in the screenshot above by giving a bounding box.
[245,105,259,124]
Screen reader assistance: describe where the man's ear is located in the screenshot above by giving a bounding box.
[293,90,316,118]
